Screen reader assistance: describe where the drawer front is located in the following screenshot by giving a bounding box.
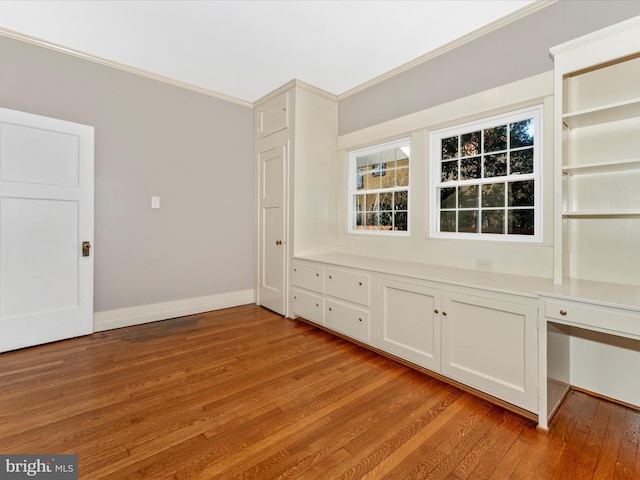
[292,262,324,293]
[326,268,369,306]
[544,299,640,339]
[326,300,369,344]
[292,289,324,325]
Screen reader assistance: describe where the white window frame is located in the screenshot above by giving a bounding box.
[429,106,543,242]
[348,137,411,236]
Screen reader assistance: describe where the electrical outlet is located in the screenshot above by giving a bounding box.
[151,196,160,209]
[476,259,494,271]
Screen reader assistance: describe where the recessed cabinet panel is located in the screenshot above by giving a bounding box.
[441,291,538,412]
[292,261,324,293]
[378,279,441,371]
[326,300,369,343]
[292,288,324,326]
[257,92,288,138]
[326,268,369,306]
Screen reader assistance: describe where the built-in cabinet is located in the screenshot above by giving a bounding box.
[292,256,540,415]
[253,81,337,317]
[539,16,640,430]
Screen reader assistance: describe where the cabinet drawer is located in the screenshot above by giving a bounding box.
[292,289,324,325]
[326,268,369,306]
[292,262,324,293]
[544,299,640,339]
[326,300,369,344]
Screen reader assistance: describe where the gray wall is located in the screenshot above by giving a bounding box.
[0,36,254,313]
[338,0,640,135]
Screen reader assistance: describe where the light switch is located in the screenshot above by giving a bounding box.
[151,196,160,209]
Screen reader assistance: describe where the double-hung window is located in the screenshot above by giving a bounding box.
[349,138,410,234]
[430,106,542,242]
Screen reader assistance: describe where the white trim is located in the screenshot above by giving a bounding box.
[0,26,253,108]
[93,289,255,332]
[338,0,557,100]
[253,79,337,108]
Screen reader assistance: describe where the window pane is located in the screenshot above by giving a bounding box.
[394,190,408,210]
[394,211,408,231]
[441,160,458,182]
[461,131,481,157]
[458,210,478,233]
[508,180,534,206]
[366,212,378,229]
[510,148,534,175]
[460,156,481,180]
[508,209,534,235]
[380,210,393,230]
[482,210,505,234]
[481,183,505,208]
[396,167,409,187]
[379,192,393,210]
[458,185,478,208]
[484,153,507,178]
[510,119,534,148]
[381,168,395,188]
[442,136,458,159]
[365,167,381,189]
[440,211,456,232]
[354,194,366,214]
[366,193,378,211]
[441,187,456,209]
[484,125,507,152]
[355,212,364,229]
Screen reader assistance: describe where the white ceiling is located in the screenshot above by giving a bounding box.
[0,0,537,103]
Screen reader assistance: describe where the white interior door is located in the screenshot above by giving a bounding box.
[258,143,286,315]
[0,108,94,352]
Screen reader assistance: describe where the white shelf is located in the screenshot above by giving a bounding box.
[563,97,640,129]
[562,157,640,176]
[563,210,640,218]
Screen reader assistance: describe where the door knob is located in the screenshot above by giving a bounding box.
[82,241,91,257]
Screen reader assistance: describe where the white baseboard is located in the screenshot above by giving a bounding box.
[93,289,255,332]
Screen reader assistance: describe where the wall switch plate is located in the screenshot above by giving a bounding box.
[151,196,160,209]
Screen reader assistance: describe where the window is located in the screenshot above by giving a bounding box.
[430,106,542,241]
[349,138,410,234]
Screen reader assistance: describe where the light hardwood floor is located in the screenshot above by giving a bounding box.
[0,305,638,479]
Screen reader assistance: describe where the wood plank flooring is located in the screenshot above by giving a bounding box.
[0,305,638,479]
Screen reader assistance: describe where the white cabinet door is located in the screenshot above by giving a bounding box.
[441,291,538,412]
[377,278,441,371]
[0,108,94,352]
[256,92,289,138]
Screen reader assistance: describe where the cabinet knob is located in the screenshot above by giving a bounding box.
[358,318,362,322]
[442,311,448,316]
[294,296,297,299]
[328,307,332,311]
[434,309,439,314]
[294,268,297,272]
[329,275,332,279]
[560,309,567,316]
[316,273,319,277]
[358,281,363,286]
[315,303,319,307]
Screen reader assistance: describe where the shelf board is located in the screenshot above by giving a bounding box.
[563,210,640,218]
[562,157,640,175]
[563,97,640,128]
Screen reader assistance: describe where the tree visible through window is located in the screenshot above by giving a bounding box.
[431,106,542,241]
[349,138,410,234]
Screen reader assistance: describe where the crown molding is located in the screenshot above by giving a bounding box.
[338,0,558,100]
[0,26,254,108]
[253,78,337,107]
